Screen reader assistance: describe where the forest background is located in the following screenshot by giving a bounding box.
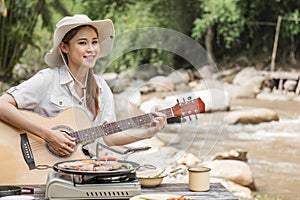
[0,0,300,88]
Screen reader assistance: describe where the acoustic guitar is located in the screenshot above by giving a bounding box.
[0,97,204,184]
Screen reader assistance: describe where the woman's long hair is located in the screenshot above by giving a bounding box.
[61,25,100,120]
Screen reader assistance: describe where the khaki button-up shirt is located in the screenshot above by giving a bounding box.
[7,65,116,126]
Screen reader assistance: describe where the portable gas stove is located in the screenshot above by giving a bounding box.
[46,171,141,199]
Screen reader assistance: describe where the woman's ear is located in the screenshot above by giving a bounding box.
[60,42,68,54]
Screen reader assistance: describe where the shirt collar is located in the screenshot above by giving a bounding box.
[59,65,73,85]
[58,65,104,93]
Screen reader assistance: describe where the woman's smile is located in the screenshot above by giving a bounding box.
[83,54,96,62]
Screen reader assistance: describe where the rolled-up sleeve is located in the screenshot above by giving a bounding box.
[7,69,52,110]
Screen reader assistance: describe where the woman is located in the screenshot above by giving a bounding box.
[0,14,167,157]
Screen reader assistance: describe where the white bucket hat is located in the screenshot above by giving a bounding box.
[44,14,114,67]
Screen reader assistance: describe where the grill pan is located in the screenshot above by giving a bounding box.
[52,159,141,177]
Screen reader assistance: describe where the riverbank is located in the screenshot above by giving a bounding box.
[209,98,300,200]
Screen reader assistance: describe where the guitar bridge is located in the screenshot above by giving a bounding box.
[20,133,36,170]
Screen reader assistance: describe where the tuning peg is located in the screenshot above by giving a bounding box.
[181,117,187,123]
[176,99,181,108]
[181,111,186,117]
[187,111,192,121]
[187,96,192,101]
[195,114,198,120]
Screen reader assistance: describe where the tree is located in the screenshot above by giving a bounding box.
[81,0,200,73]
[0,0,69,83]
[192,0,245,65]
[238,0,300,68]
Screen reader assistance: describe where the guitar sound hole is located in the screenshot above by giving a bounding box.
[45,125,77,157]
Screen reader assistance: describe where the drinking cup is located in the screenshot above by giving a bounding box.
[188,166,211,192]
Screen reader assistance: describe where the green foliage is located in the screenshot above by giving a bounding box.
[239,0,300,58]
[0,0,44,83]
[0,0,70,84]
[2,0,300,86]
[81,0,199,73]
[192,0,245,49]
[281,10,300,40]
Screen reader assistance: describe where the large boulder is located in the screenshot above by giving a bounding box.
[224,108,279,124]
[203,160,254,187]
[233,67,265,94]
[224,83,256,99]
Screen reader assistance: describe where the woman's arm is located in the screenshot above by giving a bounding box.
[0,93,76,156]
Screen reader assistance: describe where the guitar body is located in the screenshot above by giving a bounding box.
[0,108,91,184]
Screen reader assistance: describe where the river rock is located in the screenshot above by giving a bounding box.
[189,80,207,91]
[196,65,219,79]
[114,89,143,119]
[210,177,253,199]
[213,149,248,162]
[219,179,253,199]
[176,152,201,166]
[227,181,253,199]
[101,72,118,83]
[256,92,294,101]
[102,72,131,93]
[283,80,297,91]
[148,75,174,92]
[224,108,279,124]
[168,69,191,84]
[224,83,256,99]
[233,67,265,94]
[203,160,254,187]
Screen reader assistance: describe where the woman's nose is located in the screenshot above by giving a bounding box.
[87,43,95,51]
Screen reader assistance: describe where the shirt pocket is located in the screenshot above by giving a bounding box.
[50,95,72,108]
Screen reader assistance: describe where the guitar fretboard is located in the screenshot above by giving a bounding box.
[71,108,173,144]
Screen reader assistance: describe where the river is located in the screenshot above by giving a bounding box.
[188,98,300,200]
[121,95,300,199]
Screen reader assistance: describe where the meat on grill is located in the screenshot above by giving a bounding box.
[57,159,123,172]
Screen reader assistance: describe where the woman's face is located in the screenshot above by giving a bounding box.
[62,26,100,69]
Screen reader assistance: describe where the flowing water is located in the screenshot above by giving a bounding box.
[188,99,300,200]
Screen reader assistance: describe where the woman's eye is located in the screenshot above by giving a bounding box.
[79,41,87,45]
[92,41,98,44]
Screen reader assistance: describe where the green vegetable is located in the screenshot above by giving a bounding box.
[150,168,166,178]
[139,197,155,200]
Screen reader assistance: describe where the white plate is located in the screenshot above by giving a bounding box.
[130,193,181,200]
[0,195,35,200]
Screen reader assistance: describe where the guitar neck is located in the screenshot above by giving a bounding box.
[72,108,174,144]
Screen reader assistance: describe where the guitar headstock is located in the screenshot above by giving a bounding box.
[171,97,205,120]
